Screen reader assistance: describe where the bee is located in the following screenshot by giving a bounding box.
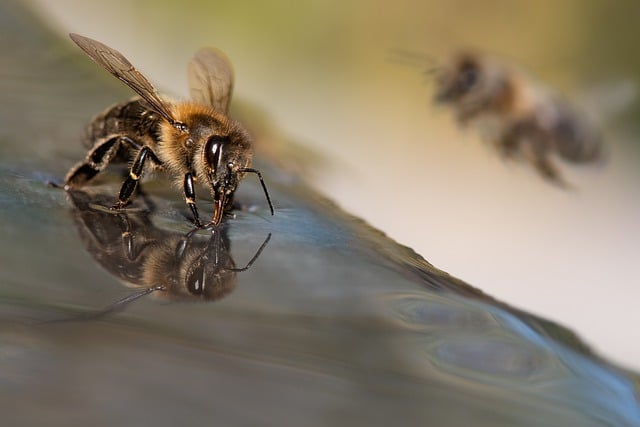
[67,189,271,304]
[63,33,274,227]
[434,50,604,185]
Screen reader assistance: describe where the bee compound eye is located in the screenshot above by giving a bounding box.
[205,135,229,170]
[186,265,206,295]
[457,59,479,93]
[460,68,478,91]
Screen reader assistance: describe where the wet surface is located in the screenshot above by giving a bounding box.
[1,1,639,426]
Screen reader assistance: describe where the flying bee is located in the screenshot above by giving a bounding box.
[434,50,604,185]
[63,33,274,227]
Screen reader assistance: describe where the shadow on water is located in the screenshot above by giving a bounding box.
[0,1,639,426]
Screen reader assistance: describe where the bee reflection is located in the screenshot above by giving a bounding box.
[68,189,270,308]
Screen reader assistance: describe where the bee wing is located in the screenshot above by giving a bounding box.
[188,47,234,114]
[69,33,179,126]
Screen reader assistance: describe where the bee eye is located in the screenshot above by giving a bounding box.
[458,63,479,93]
[205,135,229,170]
[186,264,206,295]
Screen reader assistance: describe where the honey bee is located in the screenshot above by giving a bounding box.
[67,189,271,305]
[434,50,604,185]
[63,33,274,227]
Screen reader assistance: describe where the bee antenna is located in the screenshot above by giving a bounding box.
[422,65,444,83]
[231,233,272,272]
[387,47,437,69]
[107,285,166,311]
[239,167,274,216]
[43,285,166,324]
[424,65,442,75]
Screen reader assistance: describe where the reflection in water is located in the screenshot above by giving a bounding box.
[67,189,270,309]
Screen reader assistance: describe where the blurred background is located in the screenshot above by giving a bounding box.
[26,0,640,370]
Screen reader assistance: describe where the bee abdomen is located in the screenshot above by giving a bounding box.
[83,98,163,148]
[553,113,604,163]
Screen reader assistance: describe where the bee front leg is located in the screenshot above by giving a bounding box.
[112,146,162,210]
[183,172,203,227]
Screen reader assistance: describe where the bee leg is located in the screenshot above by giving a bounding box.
[497,131,520,160]
[500,120,538,160]
[64,137,122,189]
[183,172,203,227]
[523,137,569,187]
[112,146,162,210]
[532,156,569,187]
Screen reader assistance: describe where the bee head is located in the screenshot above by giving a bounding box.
[165,103,253,226]
[201,128,252,225]
[435,52,481,102]
[183,229,237,300]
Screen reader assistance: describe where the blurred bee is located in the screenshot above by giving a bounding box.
[68,189,270,306]
[63,33,274,227]
[434,50,604,185]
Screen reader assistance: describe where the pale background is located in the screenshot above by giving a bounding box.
[28,0,640,370]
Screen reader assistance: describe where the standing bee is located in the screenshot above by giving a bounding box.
[63,34,274,226]
[434,50,604,186]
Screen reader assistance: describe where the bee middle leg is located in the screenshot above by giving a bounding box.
[496,132,520,160]
[112,146,162,210]
[498,121,535,160]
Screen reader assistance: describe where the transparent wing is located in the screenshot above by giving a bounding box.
[188,47,234,113]
[69,33,179,126]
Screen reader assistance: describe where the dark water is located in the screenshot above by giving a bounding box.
[0,1,638,426]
